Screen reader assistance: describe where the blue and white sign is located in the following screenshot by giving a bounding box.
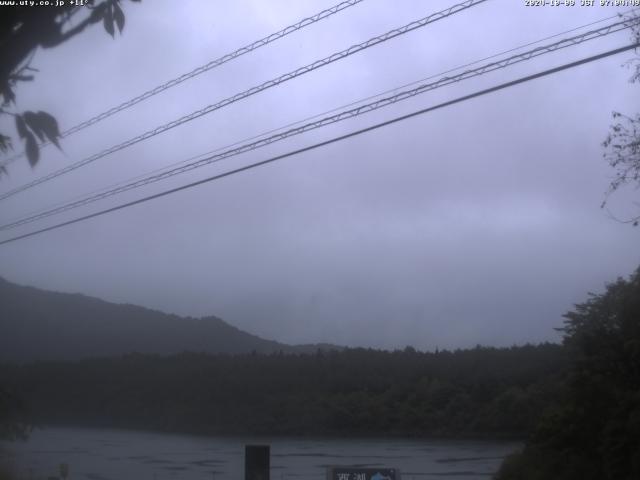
[327,467,399,480]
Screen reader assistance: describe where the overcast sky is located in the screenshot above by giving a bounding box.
[0,0,638,350]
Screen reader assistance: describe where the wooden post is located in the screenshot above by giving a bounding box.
[245,444,270,480]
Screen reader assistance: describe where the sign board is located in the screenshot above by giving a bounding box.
[327,467,399,480]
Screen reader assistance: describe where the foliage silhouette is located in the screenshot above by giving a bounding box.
[496,267,640,480]
[602,13,640,225]
[0,0,140,171]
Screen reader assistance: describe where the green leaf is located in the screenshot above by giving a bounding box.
[113,2,125,33]
[15,115,28,139]
[22,111,45,142]
[1,84,15,105]
[103,4,115,37]
[10,74,34,82]
[0,133,11,153]
[24,131,39,167]
[35,111,62,149]
[88,2,107,24]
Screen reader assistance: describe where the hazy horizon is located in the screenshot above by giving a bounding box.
[0,270,618,351]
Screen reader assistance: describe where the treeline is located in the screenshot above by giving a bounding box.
[0,343,569,438]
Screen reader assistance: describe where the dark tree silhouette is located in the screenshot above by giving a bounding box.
[497,267,640,480]
[0,0,140,172]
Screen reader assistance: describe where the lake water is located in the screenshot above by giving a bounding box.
[0,427,520,480]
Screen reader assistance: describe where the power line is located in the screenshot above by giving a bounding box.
[0,42,636,247]
[95,10,638,198]
[0,0,489,202]
[0,0,365,167]
[1,17,635,232]
[24,3,624,226]
[333,8,639,114]
[2,17,634,230]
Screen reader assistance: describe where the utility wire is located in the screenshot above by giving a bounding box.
[0,0,489,202]
[334,8,640,114]
[0,43,636,247]
[72,9,637,206]
[0,0,365,167]
[1,17,636,232]
[8,7,637,214]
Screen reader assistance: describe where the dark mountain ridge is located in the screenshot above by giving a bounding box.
[0,276,337,362]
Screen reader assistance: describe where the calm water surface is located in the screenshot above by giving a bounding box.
[1,427,520,480]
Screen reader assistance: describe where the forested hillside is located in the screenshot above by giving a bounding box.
[0,344,568,438]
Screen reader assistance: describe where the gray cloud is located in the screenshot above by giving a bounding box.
[0,0,638,350]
